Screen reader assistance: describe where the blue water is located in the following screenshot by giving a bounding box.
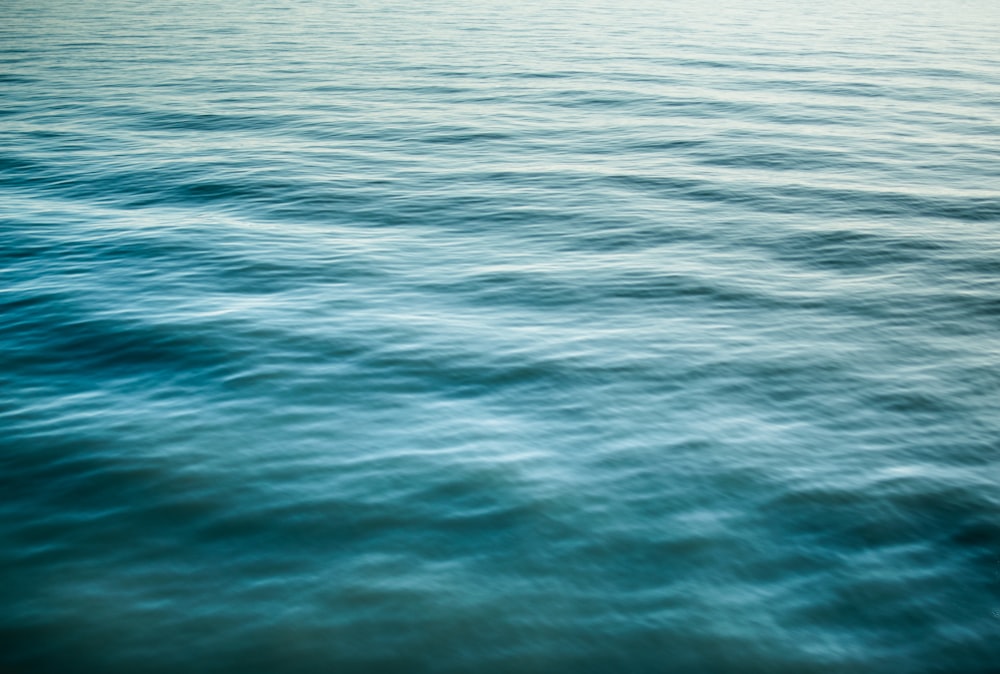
[3,0,1000,671]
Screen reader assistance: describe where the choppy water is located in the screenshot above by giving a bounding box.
[3,0,1000,671]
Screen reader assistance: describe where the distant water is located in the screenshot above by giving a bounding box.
[2,0,999,671]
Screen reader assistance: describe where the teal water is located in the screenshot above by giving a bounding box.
[2,0,1000,671]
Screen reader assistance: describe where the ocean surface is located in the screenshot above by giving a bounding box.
[2,0,999,671]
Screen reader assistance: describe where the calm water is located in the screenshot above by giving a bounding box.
[2,0,999,671]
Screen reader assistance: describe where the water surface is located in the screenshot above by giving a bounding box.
[2,0,999,671]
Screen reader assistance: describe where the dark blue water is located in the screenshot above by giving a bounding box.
[3,0,1000,671]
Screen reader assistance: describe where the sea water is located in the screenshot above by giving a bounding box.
[2,0,999,671]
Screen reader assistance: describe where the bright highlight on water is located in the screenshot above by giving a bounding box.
[2,0,999,671]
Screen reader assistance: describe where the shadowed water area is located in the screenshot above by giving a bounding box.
[2,0,999,671]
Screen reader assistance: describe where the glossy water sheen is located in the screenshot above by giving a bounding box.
[2,0,999,671]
